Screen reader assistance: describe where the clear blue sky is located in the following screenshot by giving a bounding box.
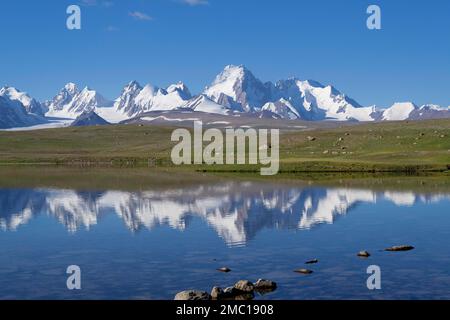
[1,0,449,107]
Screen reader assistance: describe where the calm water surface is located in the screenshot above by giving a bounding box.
[0,181,449,299]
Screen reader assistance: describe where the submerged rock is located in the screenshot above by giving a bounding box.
[294,269,313,274]
[217,267,231,273]
[222,286,254,300]
[174,290,211,301]
[357,251,371,258]
[385,245,415,252]
[305,259,319,264]
[234,280,254,293]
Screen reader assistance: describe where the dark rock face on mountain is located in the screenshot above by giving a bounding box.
[0,96,44,129]
[70,110,110,127]
[407,105,450,120]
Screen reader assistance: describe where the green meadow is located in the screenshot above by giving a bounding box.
[0,119,448,174]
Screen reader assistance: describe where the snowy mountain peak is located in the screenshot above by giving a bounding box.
[0,86,45,116]
[141,84,159,96]
[46,85,111,118]
[273,78,368,120]
[204,65,273,112]
[261,98,300,120]
[126,80,141,88]
[203,65,371,120]
[167,81,192,99]
[0,93,44,129]
[63,83,79,95]
[223,64,247,74]
[382,102,417,121]
[407,103,450,120]
[112,81,144,118]
[45,83,80,115]
[420,104,445,111]
[81,86,93,93]
[182,94,230,115]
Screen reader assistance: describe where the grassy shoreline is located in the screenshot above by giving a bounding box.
[0,119,448,173]
[0,166,448,193]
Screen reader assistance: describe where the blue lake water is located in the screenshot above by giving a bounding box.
[0,181,449,300]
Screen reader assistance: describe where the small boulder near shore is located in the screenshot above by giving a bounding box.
[217,267,231,273]
[211,287,224,299]
[254,279,277,290]
[223,286,254,300]
[234,280,254,293]
[385,245,415,252]
[174,290,211,301]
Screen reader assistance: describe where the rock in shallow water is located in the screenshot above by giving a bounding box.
[174,290,211,301]
[294,269,313,274]
[217,267,231,273]
[254,279,277,290]
[234,280,255,293]
[211,287,224,299]
[385,245,415,252]
[357,251,371,258]
[222,286,254,300]
[305,259,319,264]
[224,286,237,295]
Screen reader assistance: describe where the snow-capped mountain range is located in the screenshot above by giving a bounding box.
[1,65,449,129]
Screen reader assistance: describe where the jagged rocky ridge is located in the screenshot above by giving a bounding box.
[1,65,449,128]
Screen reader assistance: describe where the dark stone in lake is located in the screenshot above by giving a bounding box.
[357,251,371,257]
[294,269,313,274]
[385,245,415,252]
[174,290,211,301]
[305,259,319,264]
[217,267,231,273]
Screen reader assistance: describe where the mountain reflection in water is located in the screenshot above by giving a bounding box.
[0,183,448,247]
